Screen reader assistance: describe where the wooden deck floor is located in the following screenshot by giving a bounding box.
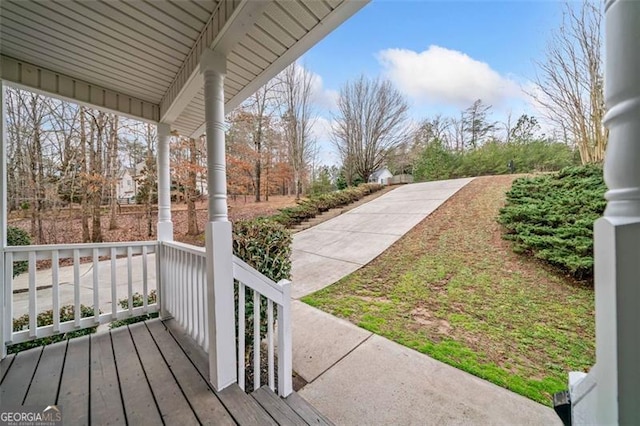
[0,319,332,426]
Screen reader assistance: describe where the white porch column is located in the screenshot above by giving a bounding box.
[570,1,640,423]
[201,49,236,391]
[156,122,173,241]
[0,81,7,359]
[156,122,173,321]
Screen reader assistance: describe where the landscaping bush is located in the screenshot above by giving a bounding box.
[233,218,292,282]
[109,290,158,329]
[232,218,292,390]
[7,226,31,277]
[498,164,606,280]
[9,304,97,354]
[272,183,384,228]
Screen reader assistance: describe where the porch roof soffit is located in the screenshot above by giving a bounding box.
[0,0,369,131]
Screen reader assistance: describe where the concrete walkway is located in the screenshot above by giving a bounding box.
[291,179,561,425]
[11,254,156,317]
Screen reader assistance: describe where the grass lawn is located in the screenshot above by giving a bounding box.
[302,175,595,406]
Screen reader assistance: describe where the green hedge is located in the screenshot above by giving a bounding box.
[10,304,97,354]
[232,218,292,389]
[415,139,579,182]
[498,165,606,280]
[272,183,384,227]
[8,226,31,277]
[110,290,159,329]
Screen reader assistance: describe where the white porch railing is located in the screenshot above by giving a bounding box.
[2,239,293,397]
[3,241,158,345]
[161,241,208,349]
[161,241,293,397]
[233,256,292,397]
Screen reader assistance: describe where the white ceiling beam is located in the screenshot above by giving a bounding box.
[159,0,268,124]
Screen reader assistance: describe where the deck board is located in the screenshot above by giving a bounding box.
[146,319,236,425]
[24,341,67,406]
[0,354,15,383]
[90,332,126,425]
[0,346,41,406]
[57,335,90,425]
[111,326,163,425]
[128,321,199,425]
[0,318,332,425]
[252,386,307,426]
[163,319,278,426]
[219,383,279,426]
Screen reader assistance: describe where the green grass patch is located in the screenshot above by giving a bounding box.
[302,175,594,406]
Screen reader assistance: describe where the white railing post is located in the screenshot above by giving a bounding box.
[0,81,6,359]
[570,1,640,423]
[201,49,237,391]
[157,122,173,320]
[277,280,293,397]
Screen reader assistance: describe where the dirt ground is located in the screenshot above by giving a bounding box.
[8,195,298,246]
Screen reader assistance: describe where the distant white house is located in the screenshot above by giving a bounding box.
[369,168,393,185]
[116,168,137,202]
[117,161,209,203]
[116,162,146,203]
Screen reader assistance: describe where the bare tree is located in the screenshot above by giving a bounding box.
[278,64,316,199]
[332,76,409,183]
[529,0,605,163]
[86,110,106,243]
[20,92,48,243]
[187,137,199,235]
[108,115,120,230]
[462,99,496,149]
[245,83,277,202]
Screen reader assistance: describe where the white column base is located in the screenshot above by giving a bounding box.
[0,252,5,359]
[157,222,174,242]
[569,366,598,425]
[205,220,237,391]
[572,218,640,424]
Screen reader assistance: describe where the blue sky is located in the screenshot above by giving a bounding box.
[299,0,566,164]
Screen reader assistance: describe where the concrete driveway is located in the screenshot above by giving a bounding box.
[291,178,474,299]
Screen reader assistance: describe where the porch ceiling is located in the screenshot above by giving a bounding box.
[0,0,368,135]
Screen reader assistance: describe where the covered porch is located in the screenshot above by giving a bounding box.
[0,0,367,421]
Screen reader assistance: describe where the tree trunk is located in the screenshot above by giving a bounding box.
[109,115,119,230]
[80,108,90,243]
[187,137,199,236]
[89,112,104,243]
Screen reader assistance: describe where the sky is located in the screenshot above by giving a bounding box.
[299,0,566,165]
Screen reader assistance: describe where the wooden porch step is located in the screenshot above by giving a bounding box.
[252,386,307,426]
[285,392,334,426]
[165,319,334,425]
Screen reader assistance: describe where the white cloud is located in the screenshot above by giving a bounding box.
[288,62,339,111]
[311,116,340,166]
[311,76,339,111]
[378,45,522,108]
[311,116,333,143]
